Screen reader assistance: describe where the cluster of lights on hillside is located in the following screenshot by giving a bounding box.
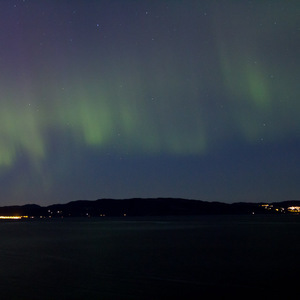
[261,204,300,213]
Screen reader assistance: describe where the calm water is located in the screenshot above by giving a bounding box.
[0,215,299,299]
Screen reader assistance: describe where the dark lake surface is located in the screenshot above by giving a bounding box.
[0,215,299,299]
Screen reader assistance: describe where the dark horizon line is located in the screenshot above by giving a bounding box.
[0,198,299,218]
[2,197,300,208]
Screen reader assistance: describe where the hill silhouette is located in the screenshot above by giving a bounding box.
[0,198,299,218]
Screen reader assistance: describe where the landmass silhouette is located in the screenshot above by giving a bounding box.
[0,198,299,218]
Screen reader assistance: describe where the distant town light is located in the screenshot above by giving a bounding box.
[288,206,300,213]
[0,216,28,220]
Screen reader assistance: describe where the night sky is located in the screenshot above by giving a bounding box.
[0,0,299,206]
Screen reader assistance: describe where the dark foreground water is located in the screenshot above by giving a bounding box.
[0,215,299,299]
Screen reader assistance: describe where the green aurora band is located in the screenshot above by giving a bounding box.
[0,1,299,174]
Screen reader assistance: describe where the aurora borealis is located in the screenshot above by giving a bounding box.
[0,1,299,205]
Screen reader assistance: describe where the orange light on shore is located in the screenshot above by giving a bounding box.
[288,206,300,213]
[0,216,28,220]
